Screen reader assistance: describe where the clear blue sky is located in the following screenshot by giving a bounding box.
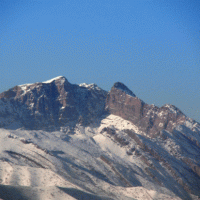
[0,0,200,122]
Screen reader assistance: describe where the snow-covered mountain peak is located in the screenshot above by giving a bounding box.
[79,83,107,96]
[79,83,98,89]
[0,76,108,130]
[19,83,33,87]
[18,76,68,94]
[18,76,67,87]
[0,77,200,200]
[42,76,67,84]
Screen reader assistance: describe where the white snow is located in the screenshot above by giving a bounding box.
[43,76,65,84]
[79,83,102,91]
[164,104,178,114]
[19,83,33,93]
[30,103,34,108]
[0,112,199,199]
[18,76,65,92]
[19,83,33,87]
[98,114,143,135]
[93,133,127,158]
[159,123,164,127]
[185,118,194,129]
[158,111,165,117]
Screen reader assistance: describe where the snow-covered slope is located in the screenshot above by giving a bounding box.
[0,77,200,200]
[0,123,184,200]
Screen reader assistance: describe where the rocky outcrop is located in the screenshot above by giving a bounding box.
[106,82,186,136]
[105,82,145,124]
[0,76,107,130]
[0,77,200,199]
[0,77,196,136]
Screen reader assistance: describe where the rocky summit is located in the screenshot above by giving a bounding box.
[0,76,200,200]
[106,82,186,137]
[0,76,107,130]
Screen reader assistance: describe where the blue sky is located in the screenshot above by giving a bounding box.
[0,0,200,122]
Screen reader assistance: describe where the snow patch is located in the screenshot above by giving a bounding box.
[19,83,33,92]
[98,114,143,135]
[79,83,101,91]
[163,104,178,114]
[43,76,65,84]
[158,111,165,117]
[93,134,127,158]
[159,123,164,127]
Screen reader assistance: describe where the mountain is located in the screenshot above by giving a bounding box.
[0,76,107,130]
[106,82,187,137]
[0,76,199,200]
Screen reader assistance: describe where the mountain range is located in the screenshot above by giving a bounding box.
[0,76,199,200]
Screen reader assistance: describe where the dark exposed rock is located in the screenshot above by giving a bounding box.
[0,77,200,199]
[0,78,190,135]
[113,82,136,97]
[182,158,200,177]
[106,84,145,124]
[106,83,187,136]
[123,129,199,197]
[101,127,129,146]
[0,76,107,131]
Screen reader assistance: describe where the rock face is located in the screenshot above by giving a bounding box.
[0,77,200,200]
[106,82,186,137]
[105,82,144,124]
[0,78,196,135]
[0,76,107,130]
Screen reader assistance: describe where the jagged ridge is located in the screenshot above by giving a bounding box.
[0,76,200,199]
[0,76,107,130]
